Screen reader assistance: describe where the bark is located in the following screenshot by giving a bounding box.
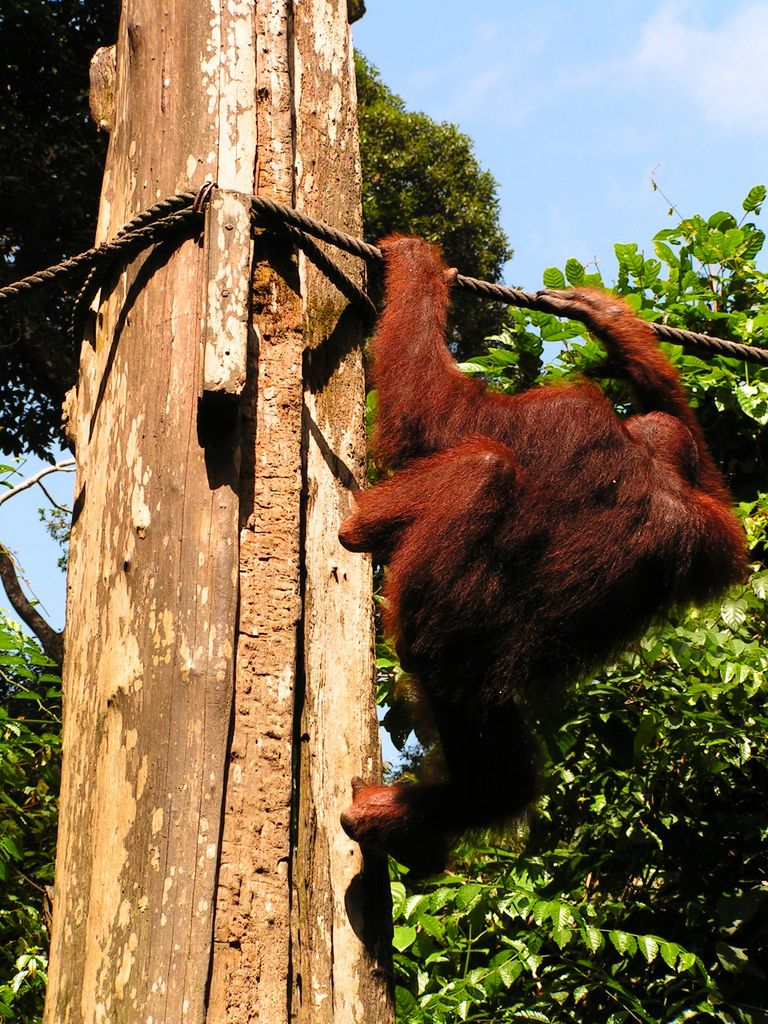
[205,7,302,1018]
[207,3,393,1020]
[44,2,392,1022]
[43,2,243,1017]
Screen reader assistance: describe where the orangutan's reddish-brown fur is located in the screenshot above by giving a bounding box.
[339,235,746,874]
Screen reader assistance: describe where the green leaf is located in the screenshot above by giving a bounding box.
[634,713,659,755]
[392,925,417,952]
[403,893,426,921]
[641,259,662,287]
[609,930,637,956]
[492,952,521,988]
[565,258,585,285]
[742,228,765,259]
[394,985,417,1015]
[615,242,639,263]
[722,227,746,257]
[743,184,766,212]
[653,240,679,268]
[542,267,566,289]
[0,836,22,860]
[678,950,697,972]
[659,941,679,970]
[637,934,659,963]
[735,381,768,425]
[552,925,573,949]
[721,597,748,629]
[582,924,604,954]
[390,881,407,917]
[418,914,446,942]
[751,571,768,599]
[707,211,738,231]
[457,360,487,376]
[531,899,550,925]
[548,901,572,931]
[455,882,484,911]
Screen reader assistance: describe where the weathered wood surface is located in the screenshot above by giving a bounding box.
[202,190,253,399]
[45,2,391,1022]
[293,2,394,1021]
[44,1,251,1020]
[207,231,305,1022]
[208,3,392,1021]
[205,4,302,1018]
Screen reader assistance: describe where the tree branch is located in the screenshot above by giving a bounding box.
[0,459,75,508]
[0,544,63,665]
[37,478,70,513]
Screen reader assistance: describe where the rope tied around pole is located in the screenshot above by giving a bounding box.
[1,187,767,367]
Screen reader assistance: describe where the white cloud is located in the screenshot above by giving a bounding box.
[628,2,768,132]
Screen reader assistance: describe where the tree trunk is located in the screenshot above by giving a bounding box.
[44,3,392,1022]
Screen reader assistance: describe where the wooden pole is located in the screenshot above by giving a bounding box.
[44,3,392,1022]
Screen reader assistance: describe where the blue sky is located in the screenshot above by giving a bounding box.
[3,0,768,634]
[1,455,71,633]
[354,0,768,288]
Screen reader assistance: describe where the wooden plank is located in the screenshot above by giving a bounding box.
[202,189,252,399]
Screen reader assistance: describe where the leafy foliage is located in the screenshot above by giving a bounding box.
[356,56,512,358]
[0,614,61,1024]
[0,0,119,458]
[37,507,71,574]
[386,191,768,1023]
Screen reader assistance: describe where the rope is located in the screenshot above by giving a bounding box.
[247,197,768,367]
[2,187,767,367]
[250,195,382,264]
[279,223,377,321]
[453,275,768,368]
[0,193,198,305]
[69,194,199,338]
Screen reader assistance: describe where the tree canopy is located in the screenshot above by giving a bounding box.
[356,55,512,357]
[0,0,118,458]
